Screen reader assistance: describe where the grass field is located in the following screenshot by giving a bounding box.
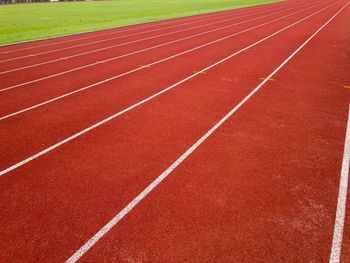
[0,0,281,45]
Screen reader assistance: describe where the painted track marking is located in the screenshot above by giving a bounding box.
[259,77,276,81]
[329,105,350,263]
[65,3,350,261]
[0,0,337,121]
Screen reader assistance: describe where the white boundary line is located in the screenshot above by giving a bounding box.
[0,1,311,65]
[0,1,290,55]
[0,0,285,50]
[329,105,350,263]
[0,1,337,121]
[0,1,343,177]
[0,0,314,76]
[65,3,350,262]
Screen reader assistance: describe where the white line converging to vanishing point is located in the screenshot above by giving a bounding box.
[329,105,350,263]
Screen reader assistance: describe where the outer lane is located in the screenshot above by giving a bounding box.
[0,0,312,79]
[0,0,292,54]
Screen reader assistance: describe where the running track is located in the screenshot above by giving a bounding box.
[0,0,350,262]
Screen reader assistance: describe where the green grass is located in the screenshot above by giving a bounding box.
[0,0,281,45]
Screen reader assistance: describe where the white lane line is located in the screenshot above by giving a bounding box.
[0,0,289,54]
[0,0,342,177]
[0,0,337,121]
[0,0,321,88]
[329,105,350,263]
[65,3,350,262]
[0,1,314,67]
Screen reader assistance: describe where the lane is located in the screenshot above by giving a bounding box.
[65,2,350,262]
[0,0,311,76]
[0,1,339,174]
[0,0,331,119]
[0,0,290,54]
[1,2,347,262]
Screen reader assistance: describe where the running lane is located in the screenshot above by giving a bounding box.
[0,0,290,54]
[0,1,348,262]
[0,0,309,83]
[0,1,296,62]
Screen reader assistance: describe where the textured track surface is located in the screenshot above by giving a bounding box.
[0,1,349,262]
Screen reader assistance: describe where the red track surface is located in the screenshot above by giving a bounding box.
[0,0,349,262]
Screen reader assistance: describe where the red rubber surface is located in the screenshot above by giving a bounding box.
[0,0,349,262]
